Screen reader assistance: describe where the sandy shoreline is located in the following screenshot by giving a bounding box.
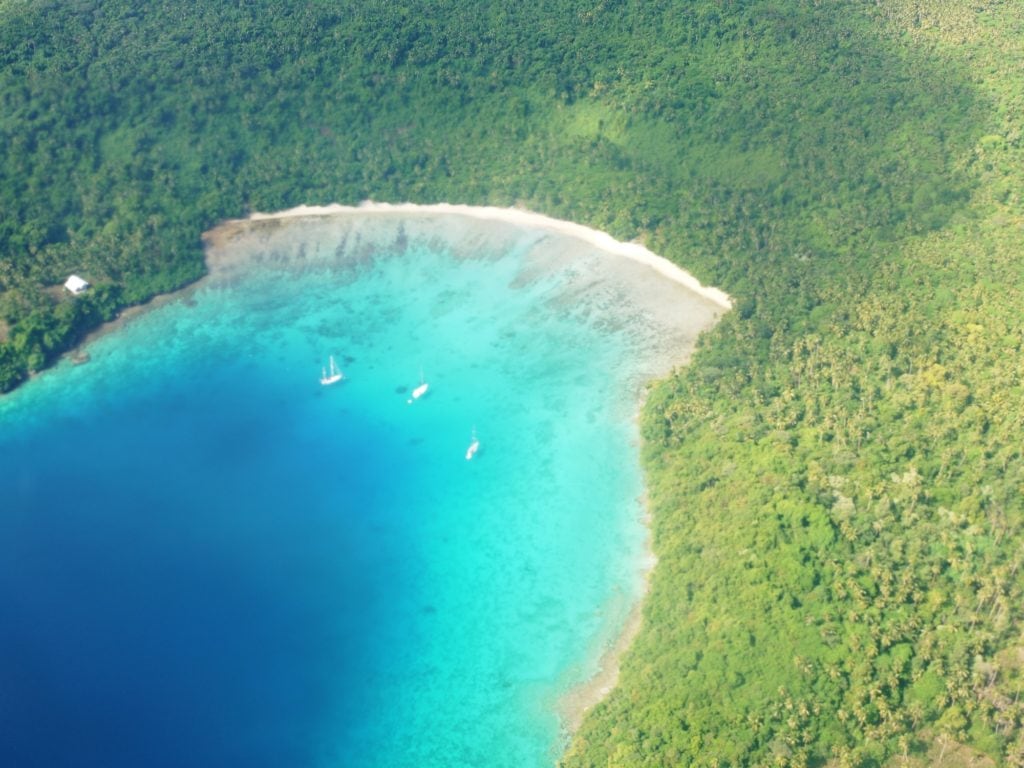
[554,496,654,736]
[243,202,732,311]
[67,201,730,739]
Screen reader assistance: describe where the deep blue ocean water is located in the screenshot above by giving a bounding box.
[0,221,659,767]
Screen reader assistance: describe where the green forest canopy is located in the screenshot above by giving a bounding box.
[1,1,1022,766]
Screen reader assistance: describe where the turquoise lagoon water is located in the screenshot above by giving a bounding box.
[0,216,712,767]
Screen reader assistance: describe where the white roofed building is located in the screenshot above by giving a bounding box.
[64,275,90,294]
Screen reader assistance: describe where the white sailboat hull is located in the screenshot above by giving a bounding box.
[320,356,344,386]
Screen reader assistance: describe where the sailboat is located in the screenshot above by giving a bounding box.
[320,356,343,386]
[465,428,480,461]
[408,369,429,404]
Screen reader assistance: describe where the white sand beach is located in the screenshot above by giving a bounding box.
[244,202,733,311]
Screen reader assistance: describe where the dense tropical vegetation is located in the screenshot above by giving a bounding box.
[2,1,1022,765]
